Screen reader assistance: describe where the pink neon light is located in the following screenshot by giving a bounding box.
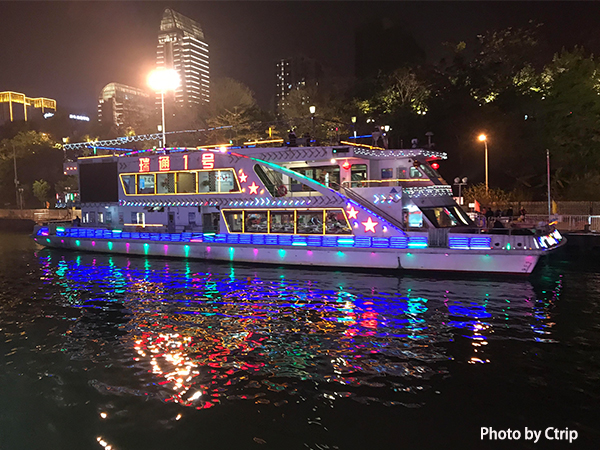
[91,241,96,246]
[126,242,130,253]
[164,244,169,255]
[206,246,211,252]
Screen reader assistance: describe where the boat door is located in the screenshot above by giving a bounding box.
[168,212,175,233]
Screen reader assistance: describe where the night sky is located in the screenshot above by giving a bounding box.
[2,1,600,115]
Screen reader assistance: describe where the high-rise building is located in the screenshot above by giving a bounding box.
[0,91,56,125]
[97,83,153,129]
[275,56,323,114]
[156,8,209,106]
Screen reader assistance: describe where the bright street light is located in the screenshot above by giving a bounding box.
[478,134,489,193]
[148,68,181,148]
[309,105,316,137]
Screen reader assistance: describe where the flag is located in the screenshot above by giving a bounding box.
[474,200,481,212]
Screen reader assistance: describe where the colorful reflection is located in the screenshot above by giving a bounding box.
[35,250,561,409]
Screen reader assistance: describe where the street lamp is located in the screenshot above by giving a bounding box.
[478,134,489,194]
[148,68,181,148]
[453,177,468,205]
[351,116,357,139]
[309,105,316,138]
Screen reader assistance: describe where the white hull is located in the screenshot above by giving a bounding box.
[34,235,543,274]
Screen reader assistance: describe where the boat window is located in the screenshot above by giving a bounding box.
[177,172,196,193]
[106,212,112,224]
[270,211,294,233]
[325,209,352,234]
[157,173,176,194]
[409,166,423,178]
[254,164,283,196]
[291,165,340,190]
[381,168,393,179]
[396,167,407,179]
[217,170,239,193]
[121,175,136,194]
[420,206,472,228]
[418,163,441,180]
[297,211,323,234]
[245,211,268,233]
[98,212,104,223]
[197,171,216,192]
[224,211,243,232]
[351,164,367,187]
[137,174,155,194]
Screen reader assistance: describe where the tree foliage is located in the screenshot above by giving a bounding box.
[32,179,50,207]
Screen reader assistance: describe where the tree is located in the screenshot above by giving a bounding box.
[32,180,50,207]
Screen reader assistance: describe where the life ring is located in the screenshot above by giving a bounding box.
[277,185,288,196]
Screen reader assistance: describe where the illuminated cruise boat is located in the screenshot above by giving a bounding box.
[33,143,564,274]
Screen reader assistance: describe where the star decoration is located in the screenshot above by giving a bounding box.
[248,182,259,194]
[239,171,248,183]
[347,206,359,219]
[362,217,378,233]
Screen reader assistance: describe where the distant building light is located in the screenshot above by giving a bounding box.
[69,114,90,122]
[43,112,55,119]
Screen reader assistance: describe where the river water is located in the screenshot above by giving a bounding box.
[0,231,598,449]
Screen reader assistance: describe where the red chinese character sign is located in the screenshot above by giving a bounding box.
[159,156,170,171]
[139,158,150,173]
[202,153,214,169]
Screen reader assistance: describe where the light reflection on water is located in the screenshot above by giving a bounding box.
[32,250,560,411]
[3,234,586,449]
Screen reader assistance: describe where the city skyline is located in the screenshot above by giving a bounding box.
[2,2,600,117]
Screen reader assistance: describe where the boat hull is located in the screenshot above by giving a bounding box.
[33,234,544,274]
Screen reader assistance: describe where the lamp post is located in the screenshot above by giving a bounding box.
[309,105,316,138]
[478,134,489,194]
[453,177,468,206]
[148,69,181,148]
[351,116,357,139]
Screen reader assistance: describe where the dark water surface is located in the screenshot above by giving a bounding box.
[0,231,599,449]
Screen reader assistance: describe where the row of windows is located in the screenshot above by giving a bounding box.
[120,169,240,196]
[223,209,352,235]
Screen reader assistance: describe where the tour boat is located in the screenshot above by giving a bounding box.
[33,142,564,274]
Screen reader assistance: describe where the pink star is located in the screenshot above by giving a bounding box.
[248,182,259,194]
[347,206,358,219]
[239,171,248,183]
[362,217,378,233]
